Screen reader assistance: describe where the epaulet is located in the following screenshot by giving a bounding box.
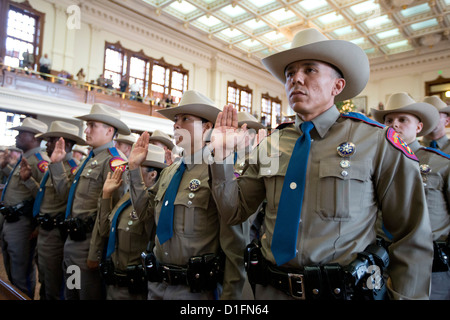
[274,121,295,130]
[420,147,450,160]
[34,152,49,173]
[340,112,385,129]
[386,128,419,162]
[108,147,127,171]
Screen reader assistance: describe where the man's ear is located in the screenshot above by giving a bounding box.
[332,78,346,97]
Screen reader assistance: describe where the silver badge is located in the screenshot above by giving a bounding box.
[340,160,351,169]
[189,179,201,192]
[419,164,432,175]
[337,142,356,157]
[91,160,98,167]
[129,210,138,220]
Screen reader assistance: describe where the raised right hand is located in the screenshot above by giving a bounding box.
[50,137,66,163]
[128,131,149,170]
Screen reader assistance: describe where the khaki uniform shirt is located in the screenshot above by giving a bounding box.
[39,152,79,217]
[99,192,155,271]
[410,140,450,241]
[129,147,246,299]
[421,135,450,154]
[2,147,49,207]
[210,107,434,300]
[50,141,127,261]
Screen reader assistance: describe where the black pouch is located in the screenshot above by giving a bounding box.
[244,240,267,286]
[66,218,87,241]
[142,252,161,282]
[187,256,205,293]
[203,253,221,291]
[432,241,450,272]
[126,265,147,295]
[99,258,116,285]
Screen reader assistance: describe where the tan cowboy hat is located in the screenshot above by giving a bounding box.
[114,133,138,145]
[238,112,265,130]
[149,129,175,150]
[35,120,87,146]
[423,96,450,115]
[72,144,89,156]
[261,28,370,101]
[142,144,168,169]
[75,103,131,135]
[371,92,440,136]
[112,144,168,169]
[11,117,48,134]
[157,90,221,124]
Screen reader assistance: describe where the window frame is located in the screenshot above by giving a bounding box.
[226,80,253,113]
[261,92,282,129]
[0,0,45,70]
[103,42,189,103]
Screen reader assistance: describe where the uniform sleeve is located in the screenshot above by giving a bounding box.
[375,130,433,300]
[48,161,73,199]
[219,222,247,300]
[22,155,48,197]
[128,167,156,221]
[98,198,113,238]
[88,161,128,262]
[210,153,266,226]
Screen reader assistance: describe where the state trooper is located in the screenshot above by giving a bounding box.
[32,120,87,300]
[0,117,49,299]
[98,144,167,300]
[128,90,247,300]
[114,133,137,158]
[209,28,433,300]
[372,92,450,300]
[420,96,450,153]
[148,129,177,166]
[49,103,129,300]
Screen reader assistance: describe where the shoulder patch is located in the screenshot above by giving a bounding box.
[35,152,49,173]
[420,147,450,160]
[67,158,78,175]
[108,147,126,172]
[386,128,418,161]
[341,112,385,129]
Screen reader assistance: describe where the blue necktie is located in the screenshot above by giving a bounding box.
[156,160,186,245]
[106,198,132,258]
[65,151,94,219]
[271,121,314,266]
[1,155,22,202]
[33,171,50,217]
[430,140,438,149]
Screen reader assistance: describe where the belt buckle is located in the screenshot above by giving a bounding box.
[288,273,305,300]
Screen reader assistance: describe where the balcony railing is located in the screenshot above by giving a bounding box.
[0,64,175,119]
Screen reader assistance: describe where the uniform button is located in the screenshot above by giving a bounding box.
[125,227,129,231]
[88,169,92,173]
[128,221,133,226]
[187,201,192,205]
[165,200,169,206]
[341,170,348,177]
[290,182,297,190]
[188,193,195,199]
[267,170,271,174]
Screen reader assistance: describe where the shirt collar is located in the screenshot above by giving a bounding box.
[294,106,340,138]
[24,147,44,158]
[409,140,422,153]
[92,141,114,157]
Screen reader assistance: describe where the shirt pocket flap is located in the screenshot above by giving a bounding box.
[319,159,371,182]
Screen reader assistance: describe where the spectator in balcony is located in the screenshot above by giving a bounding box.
[97,74,106,92]
[76,68,86,88]
[39,53,52,80]
[106,75,114,90]
[119,77,128,93]
[129,81,140,101]
[21,49,34,71]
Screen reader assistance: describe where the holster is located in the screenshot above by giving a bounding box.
[0,200,33,223]
[432,241,449,272]
[64,215,95,241]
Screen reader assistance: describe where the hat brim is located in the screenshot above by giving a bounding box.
[262,40,369,101]
[75,114,131,135]
[157,104,221,124]
[238,121,265,131]
[142,160,168,169]
[10,126,44,134]
[439,106,450,115]
[148,136,175,150]
[371,102,439,136]
[35,131,87,146]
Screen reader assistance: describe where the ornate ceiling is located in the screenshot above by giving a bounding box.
[130,0,450,66]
